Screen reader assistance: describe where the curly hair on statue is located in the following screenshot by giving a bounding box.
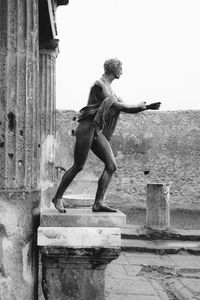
[104,58,122,75]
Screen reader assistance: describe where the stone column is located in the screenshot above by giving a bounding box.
[0,0,40,190]
[0,1,40,299]
[146,183,170,230]
[39,39,59,208]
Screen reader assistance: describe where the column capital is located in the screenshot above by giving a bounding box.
[39,39,59,57]
[56,0,69,6]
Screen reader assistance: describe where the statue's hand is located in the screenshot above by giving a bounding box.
[146,102,161,110]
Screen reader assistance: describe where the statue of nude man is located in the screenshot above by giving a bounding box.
[52,58,161,213]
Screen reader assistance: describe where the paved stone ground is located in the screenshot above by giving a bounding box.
[105,251,200,299]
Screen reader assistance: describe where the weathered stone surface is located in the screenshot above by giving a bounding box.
[146,183,170,230]
[0,190,40,300]
[39,41,59,208]
[121,225,200,241]
[40,246,117,300]
[38,227,121,248]
[0,1,41,300]
[40,208,126,227]
[121,238,200,254]
[0,1,70,300]
[38,204,122,299]
[38,226,121,300]
[0,0,40,190]
[41,261,106,300]
[106,251,200,300]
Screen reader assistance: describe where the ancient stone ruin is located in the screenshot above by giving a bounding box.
[0,1,69,299]
[1,1,200,299]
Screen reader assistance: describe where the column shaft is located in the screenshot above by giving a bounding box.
[0,0,40,190]
[39,41,58,207]
[39,46,57,138]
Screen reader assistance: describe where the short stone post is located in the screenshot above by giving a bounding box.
[146,183,170,230]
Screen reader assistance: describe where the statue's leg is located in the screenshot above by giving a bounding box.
[91,132,117,212]
[52,120,94,213]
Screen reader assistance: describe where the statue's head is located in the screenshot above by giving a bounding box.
[104,58,122,78]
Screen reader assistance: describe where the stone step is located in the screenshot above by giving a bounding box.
[121,225,200,241]
[122,239,200,254]
[41,208,126,228]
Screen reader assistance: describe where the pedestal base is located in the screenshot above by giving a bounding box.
[40,247,119,300]
[38,226,121,300]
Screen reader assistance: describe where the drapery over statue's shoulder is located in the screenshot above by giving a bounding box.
[78,95,120,141]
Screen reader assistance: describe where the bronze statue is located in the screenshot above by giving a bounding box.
[52,58,161,213]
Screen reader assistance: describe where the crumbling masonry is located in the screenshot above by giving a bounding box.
[0,1,69,299]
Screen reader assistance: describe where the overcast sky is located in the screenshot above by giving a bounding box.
[56,0,200,111]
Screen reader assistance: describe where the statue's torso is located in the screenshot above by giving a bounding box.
[87,78,114,106]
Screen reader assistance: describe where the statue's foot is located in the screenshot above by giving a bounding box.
[92,204,117,213]
[52,197,66,213]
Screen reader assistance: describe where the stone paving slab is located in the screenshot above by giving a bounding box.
[176,267,200,278]
[106,253,169,299]
[124,252,170,266]
[105,251,200,299]
[180,278,200,296]
[106,276,158,296]
[167,254,200,268]
[166,278,200,300]
[149,279,169,300]
[106,293,162,300]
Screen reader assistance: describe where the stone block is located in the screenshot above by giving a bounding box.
[38,226,121,249]
[40,208,126,227]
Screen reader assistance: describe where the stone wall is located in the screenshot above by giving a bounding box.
[54,109,200,211]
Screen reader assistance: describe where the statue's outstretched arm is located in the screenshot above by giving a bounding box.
[113,101,161,114]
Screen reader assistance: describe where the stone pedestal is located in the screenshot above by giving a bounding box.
[40,247,118,300]
[146,183,170,230]
[40,208,126,227]
[38,209,124,299]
